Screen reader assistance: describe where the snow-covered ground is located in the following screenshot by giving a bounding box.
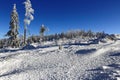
[0,39,120,80]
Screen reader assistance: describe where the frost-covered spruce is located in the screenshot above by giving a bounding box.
[6,4,19,47]
[40,24,46,37]
[24,0,34,45]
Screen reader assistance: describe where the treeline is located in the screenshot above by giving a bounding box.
[0,30,116,48]
[25,30,116,44]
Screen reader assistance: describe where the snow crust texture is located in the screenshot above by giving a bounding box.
[0,40,120,80]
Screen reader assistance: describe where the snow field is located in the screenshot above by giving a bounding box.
[0,40,119,80]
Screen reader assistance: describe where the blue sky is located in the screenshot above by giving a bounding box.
[0,0,120,39]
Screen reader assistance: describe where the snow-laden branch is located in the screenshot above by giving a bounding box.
[24,0,34,26]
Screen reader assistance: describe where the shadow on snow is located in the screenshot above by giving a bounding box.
[0,69,24,78]
[75,49,96,55]
[86,63,120,80]
[110,52,120,56]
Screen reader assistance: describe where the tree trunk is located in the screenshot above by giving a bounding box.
[24,26,27,45]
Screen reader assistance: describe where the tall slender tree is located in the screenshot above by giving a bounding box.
[24,0,34,45]
[6,4,19,47]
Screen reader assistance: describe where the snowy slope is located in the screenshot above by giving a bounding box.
[0,40,120,80]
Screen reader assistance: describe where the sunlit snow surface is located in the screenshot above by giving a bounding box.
[0,40,120,80]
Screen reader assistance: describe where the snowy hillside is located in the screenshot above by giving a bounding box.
[0,39,120,80]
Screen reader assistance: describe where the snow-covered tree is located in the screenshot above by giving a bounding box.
[40,24,46,37]
[40,24,46,42]
[24,0,34,45]
[6,4,19,47]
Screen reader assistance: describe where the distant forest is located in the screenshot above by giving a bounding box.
[0,29,116,48]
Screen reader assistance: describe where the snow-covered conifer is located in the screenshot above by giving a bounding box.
[24,0,34,45]
[6,4,19,47]
[40,24,46,37]
[40,24,46,43]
